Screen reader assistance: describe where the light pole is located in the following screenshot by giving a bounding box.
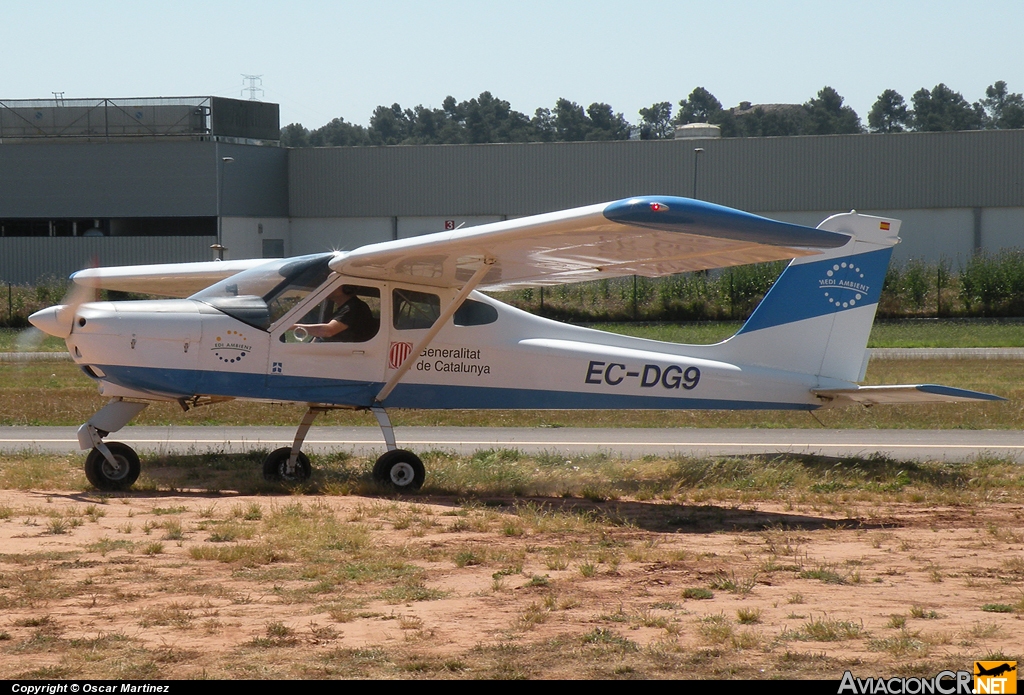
[692,147,704,199]
[215,154,235,260]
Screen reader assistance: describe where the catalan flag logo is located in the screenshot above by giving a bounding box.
[880,221,891,231]
[389,341,413,369]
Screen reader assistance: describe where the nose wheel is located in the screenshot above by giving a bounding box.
[78,400,150,491]
[84,442,141,491]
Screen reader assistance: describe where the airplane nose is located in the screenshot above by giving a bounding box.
[29,305,72,338]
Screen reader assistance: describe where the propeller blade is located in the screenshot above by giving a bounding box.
[15,326,46,351]
[27,259,99,339]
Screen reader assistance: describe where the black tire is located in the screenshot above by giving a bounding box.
[84,442,141,491]
[373,449,425,490]
[262,447,312,482]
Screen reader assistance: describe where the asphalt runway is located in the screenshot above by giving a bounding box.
[1,426,1022,462]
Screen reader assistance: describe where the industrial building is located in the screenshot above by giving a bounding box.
[2,96,1023,285]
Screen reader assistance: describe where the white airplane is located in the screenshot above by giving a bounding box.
[29,196,1001,492]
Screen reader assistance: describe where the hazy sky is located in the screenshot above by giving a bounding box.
[3,1,1022,129]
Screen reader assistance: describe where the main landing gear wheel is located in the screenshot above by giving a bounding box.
[262,447,312,483]
[84,442,141,491]
[373,449,425,491]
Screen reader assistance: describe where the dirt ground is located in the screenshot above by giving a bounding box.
[0,488,1021,680]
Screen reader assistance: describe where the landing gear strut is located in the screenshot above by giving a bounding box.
[370,406,424,491]
[262,406,324,482]
[79,399,149,492]
[260,404,425,490]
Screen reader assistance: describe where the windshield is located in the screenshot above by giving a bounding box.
[191,253,335,329]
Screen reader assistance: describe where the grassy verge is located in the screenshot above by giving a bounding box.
[0,328,65,352]
[4,448,1022,504]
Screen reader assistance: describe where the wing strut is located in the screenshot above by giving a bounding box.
[374,259,495,405]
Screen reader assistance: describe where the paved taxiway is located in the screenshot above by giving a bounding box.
[1,426,1022,462]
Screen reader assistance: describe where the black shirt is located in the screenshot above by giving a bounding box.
[325,296,377,342]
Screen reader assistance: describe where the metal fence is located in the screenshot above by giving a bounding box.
[0,97,281,142]
[0,98,212,140]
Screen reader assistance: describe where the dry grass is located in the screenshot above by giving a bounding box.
[0,448,1020,679]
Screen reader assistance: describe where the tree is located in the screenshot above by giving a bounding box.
[673,87,740,135]
[461,91,536,143]
[368,104,413,145]
[552,99,591,141]
[404,104,460,144]
[732,105,805,137]
[981,81,1024,129]
[674,87,723,125]
[584,103,631,140]
[361,92,544,145]
[804,87,862,134]
[309,117,369,147]
[868,89,909,133]
[638,101,673,139]
[531,107,555,141]
[548,99,632,141]
[280,123,310,147]
[910,84,983,131]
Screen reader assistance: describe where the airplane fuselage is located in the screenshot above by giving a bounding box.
[66,279,849,412]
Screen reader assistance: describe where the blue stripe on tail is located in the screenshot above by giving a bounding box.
[737,246,893,334]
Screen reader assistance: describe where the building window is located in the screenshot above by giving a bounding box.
[262,239,285,257]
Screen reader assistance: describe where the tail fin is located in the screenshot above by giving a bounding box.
[722,212,900,383]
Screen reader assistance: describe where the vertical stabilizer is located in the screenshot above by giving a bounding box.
[722,212,900,383]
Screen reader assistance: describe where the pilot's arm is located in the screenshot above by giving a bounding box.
[292,318,348,338]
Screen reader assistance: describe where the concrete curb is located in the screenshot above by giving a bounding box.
[0,352,72,362]
[868,348,1024,360]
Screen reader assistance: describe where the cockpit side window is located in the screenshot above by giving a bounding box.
[393,289,440,330]
[264,258,335,325]
[192,253,334,330]
[283,286,382,343]
[453,298,498,326]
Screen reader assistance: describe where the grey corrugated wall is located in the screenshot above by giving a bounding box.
[288,129,1024,217]
[0,236,218,285]
[0,141,288,218]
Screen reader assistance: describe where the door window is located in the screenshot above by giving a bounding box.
[393,288,440,330]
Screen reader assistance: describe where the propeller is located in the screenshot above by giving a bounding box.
[26,259,99,342]
[27,279,97,339]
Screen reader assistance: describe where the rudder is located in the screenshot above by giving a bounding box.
[723,212,900,383]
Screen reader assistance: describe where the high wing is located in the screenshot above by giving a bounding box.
[814,384,1006,406]
[71,258,270,298]
[330,196,851,289]
[68,197,847,296]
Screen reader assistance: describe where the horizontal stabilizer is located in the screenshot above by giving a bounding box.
[71,259,269,297]
[814,384,1005,407]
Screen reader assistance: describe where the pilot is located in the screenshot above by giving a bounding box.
[293,285,376,342]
